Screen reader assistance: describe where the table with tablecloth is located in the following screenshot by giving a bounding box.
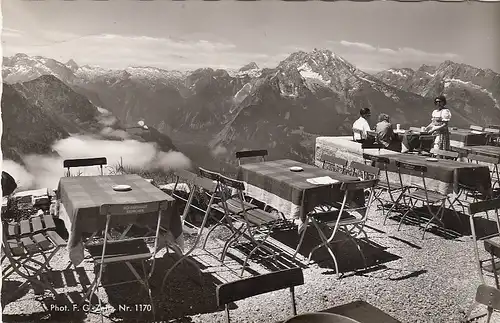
[237,159,365,226]
[375,154,492,196]
[398,129,488,152]
[57,174,182,266]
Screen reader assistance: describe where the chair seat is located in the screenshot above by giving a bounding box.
[86,240,152,264]
[245,208,280,226]
[212,198,260,215]
[377,180,403,191]
[405,188,447,203]
[6,230,66,257]
[310,210,363,226]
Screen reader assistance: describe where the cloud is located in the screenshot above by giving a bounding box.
[4,135,192,191]
[328,40,460,72]
[2,30,286,71]
[211,145,228,157]
[339,40,377,52]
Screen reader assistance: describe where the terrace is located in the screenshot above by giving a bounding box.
[2,125,500,323]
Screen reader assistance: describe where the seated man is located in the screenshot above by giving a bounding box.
[352,108,372,143]
[375,113,401,152]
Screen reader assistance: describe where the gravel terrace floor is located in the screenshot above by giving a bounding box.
[3,195,500,323]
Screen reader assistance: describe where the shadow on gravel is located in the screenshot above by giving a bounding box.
[385,206,498,240]
[103,254,223,322]
[271,227,400,275]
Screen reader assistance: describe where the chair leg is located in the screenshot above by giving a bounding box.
[142,261,156,321]
[293,221,309,261]
[240,226,277,277]
[309,220,340,278]
[345,228,368,271]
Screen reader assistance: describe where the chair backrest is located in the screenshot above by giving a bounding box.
[320,154,348,174]
[451,146,470,159]
[171,169,218,226]
[470,125,484,132]
[395,161,431,194]
[350,161,380,180]
[235,150,268,165]
[430,148,459,160]
[340,179,379,222]
[352,128,363,140]
[63,157,107,176]
[199,167,221,181]
[409,127,423,132]
[216,267,304,323]
[361,141,384,150]
[418,135,435,152]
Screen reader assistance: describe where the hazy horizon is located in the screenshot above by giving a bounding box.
[2,1,500,73]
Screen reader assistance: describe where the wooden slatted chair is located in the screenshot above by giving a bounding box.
[198,167,256,251]
[216,174,286,276]
[352,128,363,142]
[1,215,66,303]
[430,148,459,161]
[216,268,304,323]
[63,157,107,176]
[464,199,500,323]
[294,179,379,278]
[451,146,471,160]
[484,128,500,146]
[387,161,460,239]
[320,154,349,175]
[417,135,435,155]
[83,201,169,321]
[235,149,268,166]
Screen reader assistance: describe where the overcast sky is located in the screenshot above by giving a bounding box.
[2,1,499,73]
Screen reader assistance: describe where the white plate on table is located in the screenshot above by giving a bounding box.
[112,184,132,191]
[426,158,438,162]
[289,166,304,172]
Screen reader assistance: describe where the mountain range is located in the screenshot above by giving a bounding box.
[3,50,500,171]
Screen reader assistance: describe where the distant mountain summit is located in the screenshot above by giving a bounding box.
[375,60,500,125]
[239,62,259,72]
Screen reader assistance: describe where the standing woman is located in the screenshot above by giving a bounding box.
[424,95,452,150]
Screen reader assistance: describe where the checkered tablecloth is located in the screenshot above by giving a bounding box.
[237,159,364,222]
[58,174,181,266]
[379,154,492,195]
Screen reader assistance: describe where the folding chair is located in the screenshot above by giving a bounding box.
[352,128,363,142]
[1,215,66,303]
[82,201,168,321]
[161,174,219,288]
[295,179,378,278]
[430,148,459,161]
[320,154,349,175]
[235,149,268,166]
[463,199,500,323]
[387,161,460,239]
[361,141,384,154]
[63,157,107,176]
[485,128,500,147]
[417,135,435,155]
[216,267,304,323]
[215,174,286,276]
[451,146,471,160]
[361,154,405,223]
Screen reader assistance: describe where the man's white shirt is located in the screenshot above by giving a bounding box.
[352,117,371,140]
